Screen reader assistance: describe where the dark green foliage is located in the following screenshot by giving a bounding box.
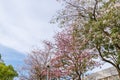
[0,54,18,80]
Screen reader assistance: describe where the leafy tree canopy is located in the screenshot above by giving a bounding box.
[54,0,120,78]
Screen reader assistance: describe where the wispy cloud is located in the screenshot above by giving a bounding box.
[0,0,61,53]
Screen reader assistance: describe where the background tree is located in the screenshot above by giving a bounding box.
[19,41,54,80]
[0,54,18,80]
[54,0,120,78]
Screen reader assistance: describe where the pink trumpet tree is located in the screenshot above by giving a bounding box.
[51,26,99,80]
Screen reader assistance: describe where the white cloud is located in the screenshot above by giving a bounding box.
[0,0,61,53]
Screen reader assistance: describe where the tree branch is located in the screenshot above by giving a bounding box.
[93,0,98,21]
[96,45,117,68]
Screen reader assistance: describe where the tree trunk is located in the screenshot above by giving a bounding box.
[78,75,81,80]
[118,72,120,79]
[116,67,120,79]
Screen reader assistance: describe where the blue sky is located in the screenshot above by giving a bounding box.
[0,44,25,68]
[0,0,112,75]
[0,0,61,72]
